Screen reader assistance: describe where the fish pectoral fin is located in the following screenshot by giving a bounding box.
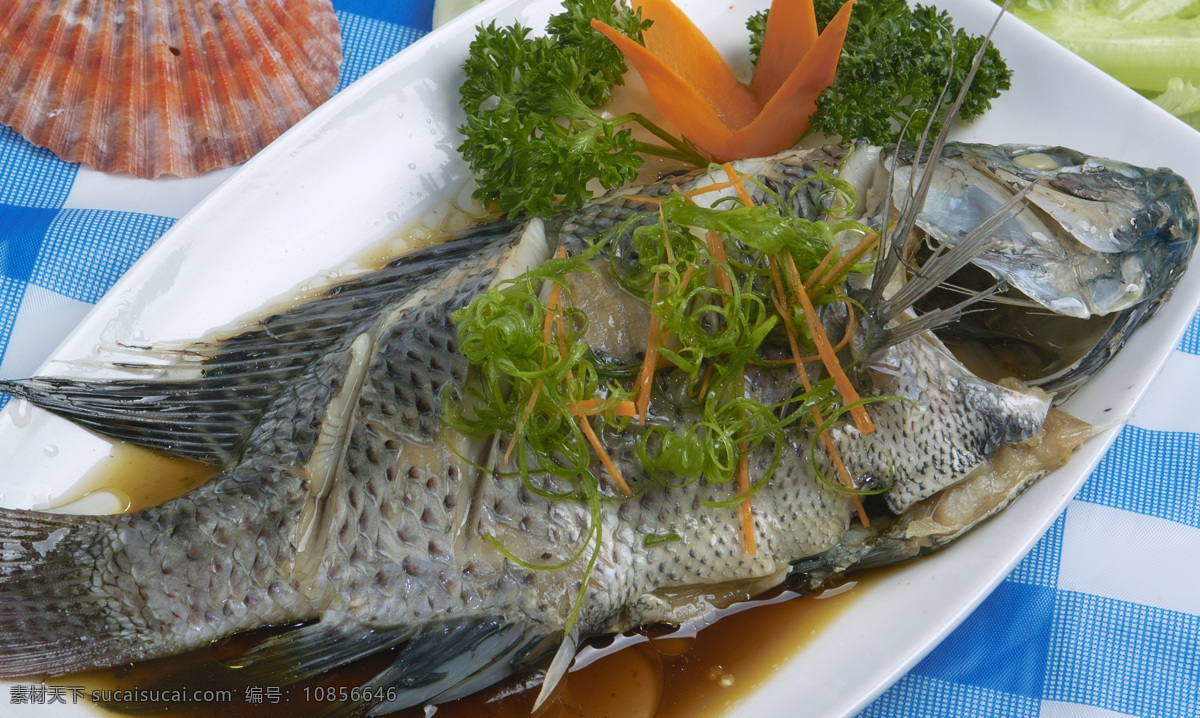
[531,628,577,712]
[0,375,254,468]
[222,619,417,687]
[305,617,557,718]
[0,221,522,467]
[82,619,420,714]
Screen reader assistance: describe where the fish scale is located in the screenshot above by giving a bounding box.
[838,333,1050,513]
[314,227,538,627]
[242,344,358,463]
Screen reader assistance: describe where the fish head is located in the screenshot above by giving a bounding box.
[889,142,1198,319]
[881,142,1199,397]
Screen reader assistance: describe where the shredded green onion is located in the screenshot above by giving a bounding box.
[448,163,889,612]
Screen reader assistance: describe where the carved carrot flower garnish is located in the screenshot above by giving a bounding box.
[592,0,855,161]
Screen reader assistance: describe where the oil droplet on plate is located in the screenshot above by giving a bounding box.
[43,444,59,457]
[50,488,131,515]
[11,399,32,428]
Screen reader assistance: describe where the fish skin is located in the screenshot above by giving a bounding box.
[0,143,1191,714]
[850,332,1050,514]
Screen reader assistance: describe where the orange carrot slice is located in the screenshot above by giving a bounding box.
[595,0,854,161]
[785,253,874,435]
[705,231,733,296]
[638,0,760,131]
[767,258,868,525]
[720,162,755,207]
[749,0,819,106]
[736,445,757,555]
[809,228,880,300]
[579,416,633,496]
[728,0,855,159]
[807,242,841,289]
[634,273,664,424]
[570,399,639,417]
[591,19,736,159]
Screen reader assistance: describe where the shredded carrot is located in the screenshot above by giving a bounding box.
[808,229,881,300]
[506,247,569,466]
[579,415,632,496]
[678,264,696,295]
[684,175,754,199]
[624,194,665,206]
[659,203,676,265]
[635,274,664,424]
[721,162,755,207]
[591,0,855,161]
[806,242,841,289]
[693,363,714,401]
[548,281,570,359]
[543,287,563,346]
[762,292,857,363]
[705,231,733,295]
[502,379,541,465]
[772,255,868,525]
[707,199,759,555]
[736,443,757,555]
[833,289,858,351]
[783,253,874,435]
[772,318,869,523]
[570,399,638,417]
[655,352,679,370]
[768,257,869,525]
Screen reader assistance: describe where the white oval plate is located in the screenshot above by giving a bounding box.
[2,0,1199,716]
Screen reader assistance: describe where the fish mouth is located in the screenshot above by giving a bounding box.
[911,258,1121,396]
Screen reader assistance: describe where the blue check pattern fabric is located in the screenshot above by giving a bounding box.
[0,3,1197,718]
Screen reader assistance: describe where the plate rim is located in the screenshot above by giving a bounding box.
[1,0,1198,716]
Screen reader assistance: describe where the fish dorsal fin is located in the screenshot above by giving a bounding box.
[0,222,521,467]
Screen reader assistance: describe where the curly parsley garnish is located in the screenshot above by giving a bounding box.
[749,0,1012,145]
[458,0,705,218]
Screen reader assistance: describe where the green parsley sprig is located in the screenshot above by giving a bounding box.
[748,0,1012,145]
[457,0,705,217]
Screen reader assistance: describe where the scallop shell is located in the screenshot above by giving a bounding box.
[0,0,342,178]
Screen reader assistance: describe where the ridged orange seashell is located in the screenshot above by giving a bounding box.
[0,0,342,178]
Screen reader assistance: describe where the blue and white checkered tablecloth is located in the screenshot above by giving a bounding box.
[0,2,1197,717]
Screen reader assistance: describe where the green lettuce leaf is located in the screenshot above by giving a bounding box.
[1153,77,1200,129]
[1004,0,1200,129]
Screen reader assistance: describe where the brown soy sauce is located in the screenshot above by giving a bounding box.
[73,581,862,718]
[401,584,862,718]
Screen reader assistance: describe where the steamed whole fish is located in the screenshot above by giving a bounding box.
[0,139,1193,716]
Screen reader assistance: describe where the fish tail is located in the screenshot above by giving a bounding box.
[0,506,129,677]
